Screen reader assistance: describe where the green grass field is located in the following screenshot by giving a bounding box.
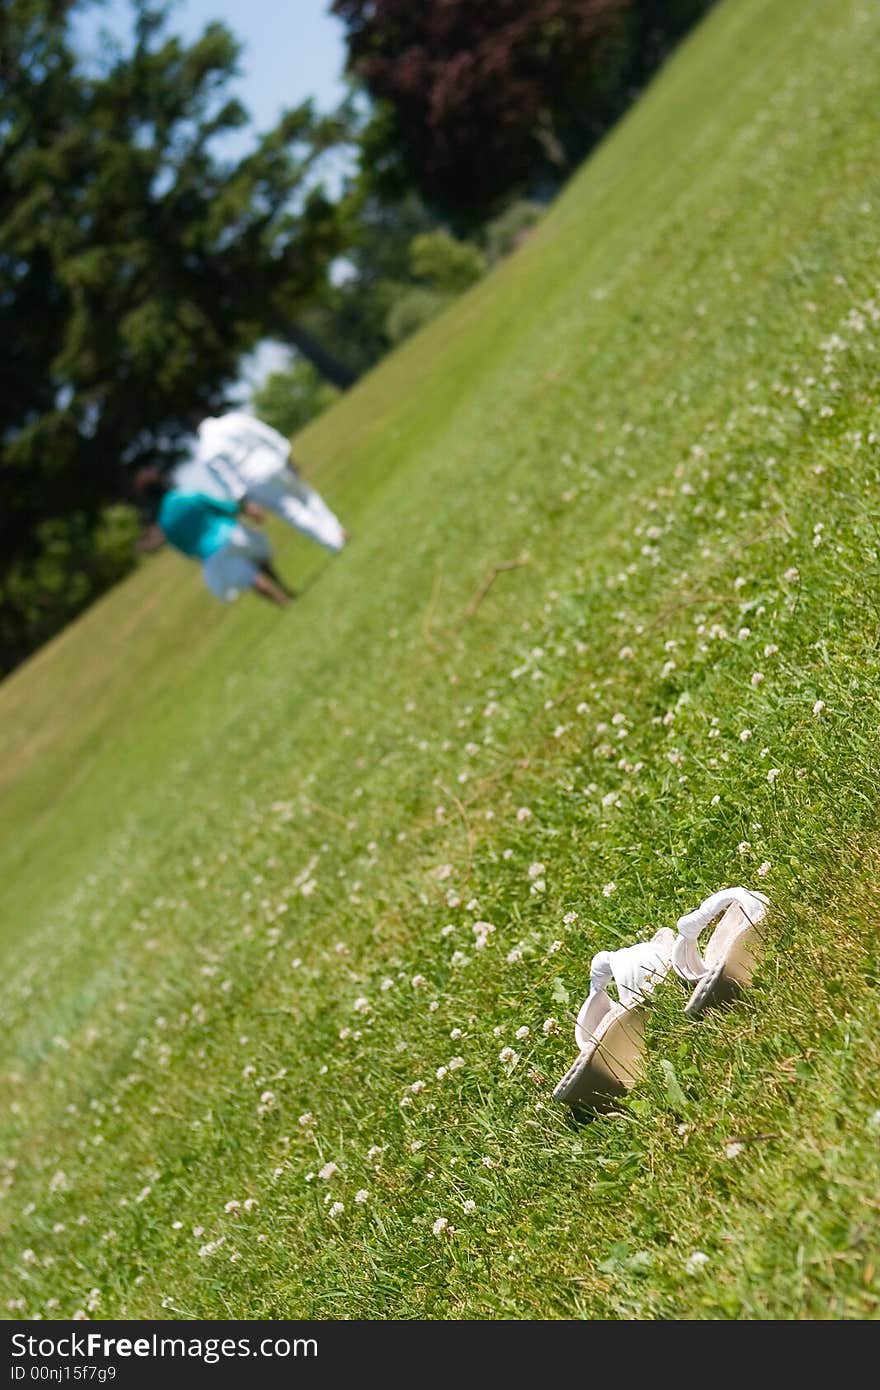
[3,0,880,1320]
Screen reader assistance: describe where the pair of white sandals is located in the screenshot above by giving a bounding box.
[553,887,770,1112]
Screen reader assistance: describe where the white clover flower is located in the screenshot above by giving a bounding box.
[530,879,546,895]
[602,882,616,897]
[710,795,720,806]
[813,700,826,716]
[224,1200,241,1214]
[450,1027,463,1041]
[549,940,563,954]
[259,1090,275,1106]
[757,862,771,878]
[515,1026,530,1041]
[764,644,779,657]
[499,1047,519,1068]
[685,1251,710,1275]
[367,1146,384,1162]
[725,1142,744,1160]
[353,997,371,1014]
[450,951,470,968]
[399,1096,413,1108]
[447,1056,465,1071]
[463,1199,476,1213]
[432,1217,451,1237]
[767,768,780,784]
[481,1156,496,1168]
[618,646,634,661]
[516,807,533,822]
[436,1066,448,1080]
[328,1202,345,1218]
[528,862,545,880]
[354,1190,369,1205]
[411,975,427,989]
[410,1140,424,1153]
[542,1017,560,1035]
[737,842,751,855]
[738,627,751,640]
[21,1249,38,1266]
[244,1199,258,1212]
[410,1080,427,1094]
[783,567,800,583]
[298,1112,315,1128]
[318,1162,339,1181]
[739,729,752,742]
[563,911,579,925]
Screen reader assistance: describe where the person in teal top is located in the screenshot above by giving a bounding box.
[133,468,295,607]
[156,490,239,561]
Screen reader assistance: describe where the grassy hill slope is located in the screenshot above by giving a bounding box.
[1,0,879,1319]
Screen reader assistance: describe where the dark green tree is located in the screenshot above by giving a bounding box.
[0,0,348,672]
[251,359,339,439]
[297,188,442,376]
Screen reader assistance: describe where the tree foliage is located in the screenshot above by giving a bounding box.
[408,230,486,293]
[330,0,628,218]
[331,0,718,219]
[384,228,486,344]
[0,0,345,672]
[483,200,545,263]
[251,360,339,439]
[296,189,441,377]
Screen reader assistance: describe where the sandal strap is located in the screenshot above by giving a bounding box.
[575,930,673,1049]
[672,887,769,981]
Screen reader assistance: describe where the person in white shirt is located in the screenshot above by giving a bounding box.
[176,411,349,554]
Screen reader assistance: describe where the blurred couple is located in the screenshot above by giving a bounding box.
[135,411,348,608]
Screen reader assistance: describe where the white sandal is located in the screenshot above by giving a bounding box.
[673,887,769,1017]
[553,928,675,1112]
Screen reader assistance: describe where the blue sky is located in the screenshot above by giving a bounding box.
[174,0,348,129]
[75,1,349,148]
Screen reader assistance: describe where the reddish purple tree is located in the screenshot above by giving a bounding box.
[332,0,629,216]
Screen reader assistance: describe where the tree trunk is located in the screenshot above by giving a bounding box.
[272,318,359,391]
